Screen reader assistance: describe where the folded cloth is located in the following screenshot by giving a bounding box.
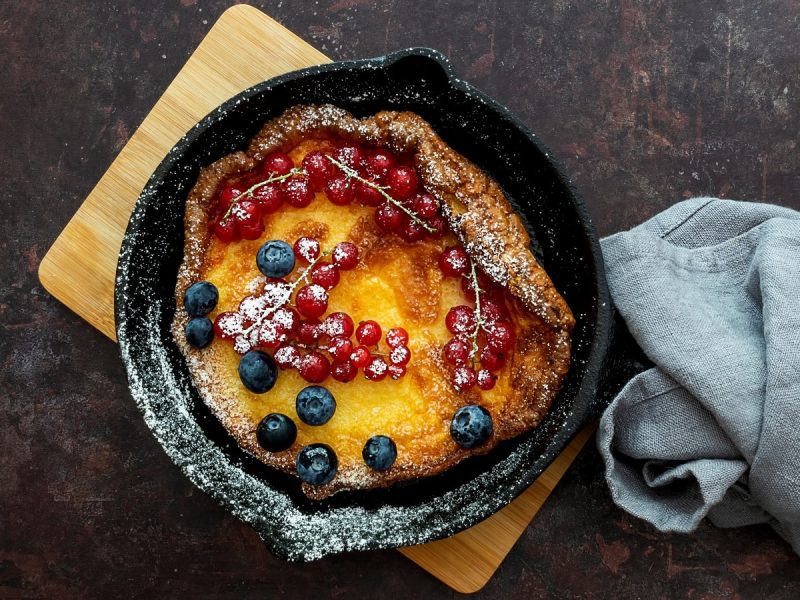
[597,198,800,554]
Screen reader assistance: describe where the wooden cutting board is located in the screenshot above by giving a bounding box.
[37,5,592,593]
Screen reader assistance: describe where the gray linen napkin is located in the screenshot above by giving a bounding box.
[597,197,800,554]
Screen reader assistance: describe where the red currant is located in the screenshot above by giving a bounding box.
[322,311,354,338]
[325,175,355,205]
[355,181,384,206]
[302,150,334,191]
[327,335,353,362]
[252,183,283,214]
[364,150,396,181]
[239,219,265,240]
[443,336,470,366]
[438,246,470,277]
[297,319,323,344]
[480,346,506,371]
[349,345,372,369]
[271,306,300,334]
[385,327,409,348]
[274,343,301,369]
[310,262,340,290]
[356,320,382,346]
[400,219,426,243]
[299,351,330,383]
[375,203,404,232]
[387,364,406,380]
[293,236,320,262]
[263,152,293,176]
[282,177,313,208]
[461,269,494,302]
[451,366,477,392]
[387,165,419,199]
[481,298,507,325]
[445,305,476,335]
[238,294,268,325]
[214,217,240,243]
[364,356,388,381]
[295,284,329,318]
[333,144,364,170]
[487,321,516,353]
[389,345,411,366]
[331,360,357,382]
[477,369,497,390]
[411,193,438,219]
[427,213,447,238]
[217,184,244,212]
[231,200,263,240]
[258,319,286,349]
[213,311,244,340]
[332,242,359,270]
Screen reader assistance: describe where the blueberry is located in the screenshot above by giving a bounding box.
[296,443,338,485]
[183,281,218,317]
[256,413,297,452]
[296,386,336,426]
[256,240,295,278]
[362,435,397,471]
[238,350,278,393]
[450,405,493,449]
[185,317,214,348]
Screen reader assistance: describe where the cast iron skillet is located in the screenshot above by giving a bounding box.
[115,48,644,561]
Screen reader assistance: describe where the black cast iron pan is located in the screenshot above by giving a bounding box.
[115,48,646,561]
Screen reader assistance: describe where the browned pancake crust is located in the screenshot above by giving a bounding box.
[173,104,574,498]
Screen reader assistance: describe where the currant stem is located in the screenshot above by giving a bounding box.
[468,259,485,360]
[221,167,306,223]
[325,155,436,233]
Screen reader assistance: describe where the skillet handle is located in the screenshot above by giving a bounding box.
[588,307,652,419]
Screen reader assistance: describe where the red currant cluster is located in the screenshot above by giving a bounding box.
[211,142,448,244]
[438,246,517,392]
[212,237,411,384]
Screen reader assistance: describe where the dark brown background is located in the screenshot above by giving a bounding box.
[2,1,799,598]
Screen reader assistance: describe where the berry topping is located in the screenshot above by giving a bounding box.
[295,284,329,318]
[296,385,336,425]
[183,281,219,317]
[400,219,426,243]
[445,305,476,335]
[217,184,244,211]
[296,443,338,485]
[213,217,239,243]
[387,364,406,380]
[450,405,493,448]
[238,350,278,393]
[411,193,438,219]
[325,175,355,205]
[263,152,293,176]
[438,246,470,277]
[443,336,470,366]
[480,346,506,371]
[257,319,286,348]
[356,320,382,346]
[362,435,397,471]
[302,150,334,191]
[282,177,314,208]
[386,165,419,199]
[385,327,409,348]
[252,183,283,214]
[349,345,372,369]
[364,356,388,381]
[293,236,321,262]
[274,344,301,369]
[185,317,214,348]
[389,345,411,366]
[487,321,516,353]
[332,144,364,170]
[451,365,477,392]
[477,369,497,391]
[231,199,263,240]
[355,181,384,206]
[310,261,340,290]
[298,351,330,383]
[331,242,359,270]
[331,360,357,382]
[327,335,354,362]
[322,312,354,338]
[375,203,404,232]
[427,213,447,237]
[256,240,296,278]
[271,306,300,334]
[461,269,493,302]
[364,150,396,181]
[213,311,244,340]
[297,319,323,344]
[238,294,269,325]
[481,298,508,325]
[256,413,297,452]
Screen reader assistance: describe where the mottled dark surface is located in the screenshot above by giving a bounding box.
[2,0,799,598]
